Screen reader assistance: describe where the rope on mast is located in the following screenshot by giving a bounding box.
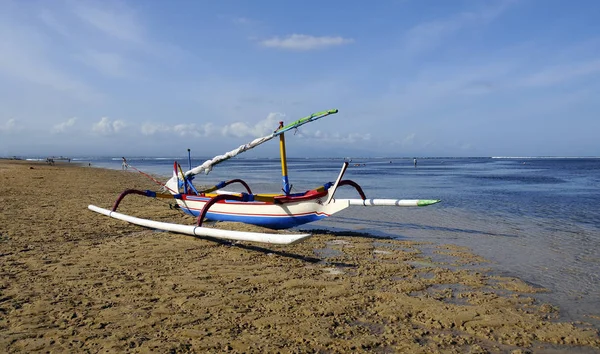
[126,163,178,194]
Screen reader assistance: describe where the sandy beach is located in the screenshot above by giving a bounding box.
[0,160,599,353]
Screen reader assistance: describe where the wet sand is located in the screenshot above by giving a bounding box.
[1,160,599,353]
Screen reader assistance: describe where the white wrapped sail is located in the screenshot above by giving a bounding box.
[187,135,272,177]
[165,109,338,193]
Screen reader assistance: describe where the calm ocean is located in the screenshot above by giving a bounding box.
[75,155,600,325]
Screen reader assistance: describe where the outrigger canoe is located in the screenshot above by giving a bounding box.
[89,109,440,245]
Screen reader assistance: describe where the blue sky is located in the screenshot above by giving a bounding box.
[1,0,599,158]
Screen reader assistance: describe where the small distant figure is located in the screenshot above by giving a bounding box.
[122,157,128,170]
[413,158,417,168]
[88,163,91,167]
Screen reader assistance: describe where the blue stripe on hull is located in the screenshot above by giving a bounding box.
[180,208,326,229]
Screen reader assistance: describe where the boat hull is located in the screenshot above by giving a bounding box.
[177,193,350,229]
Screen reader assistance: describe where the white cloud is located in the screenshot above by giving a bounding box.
[260,34,354,51]
[141,122,214,138]
[217,112,370,143]
[297,129,371,144]
[173,123,214,138]
[0,118,18,133]
[112,120,126,132]
[221,122,252,138]
[141,123,169,136]
[93,117,127,135]
[52,117,78,133]
[141,112,370,145]
[222,112,284,138]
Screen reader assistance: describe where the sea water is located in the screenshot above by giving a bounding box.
[79,156,600,324]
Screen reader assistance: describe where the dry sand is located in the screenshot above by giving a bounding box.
[0,159,599,353]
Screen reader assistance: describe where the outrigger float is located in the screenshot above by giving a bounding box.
[89,109,440,245]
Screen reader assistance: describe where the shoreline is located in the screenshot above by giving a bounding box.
[1,160,599,352]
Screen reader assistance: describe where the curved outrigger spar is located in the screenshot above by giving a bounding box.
[89,109,440,245]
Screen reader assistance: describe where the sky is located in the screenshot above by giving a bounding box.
[1,0,599,158]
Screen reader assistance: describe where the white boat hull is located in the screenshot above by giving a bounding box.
[176,194,351,229]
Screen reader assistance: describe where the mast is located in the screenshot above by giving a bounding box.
[277,121,291,195]
[187,148,192,170]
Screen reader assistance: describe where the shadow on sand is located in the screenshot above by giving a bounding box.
[197,235,356,268]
